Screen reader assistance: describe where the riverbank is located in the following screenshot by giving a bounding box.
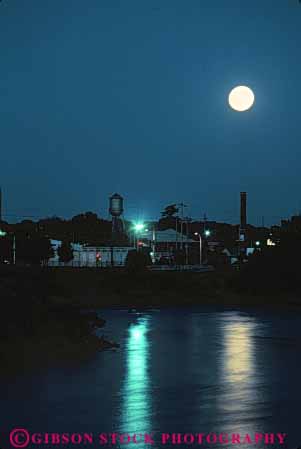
[44,266,301,310]
[1,265,300,373]
[0,266,118,374]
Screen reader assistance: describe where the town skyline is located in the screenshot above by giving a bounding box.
[0,186,299,228]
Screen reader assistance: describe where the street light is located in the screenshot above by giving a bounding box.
[204,229,211,237]
[134,223,145,232]
[132,223,145,249]
[194,232,202,266]
[0,230,7,237]
[267,238,276,246]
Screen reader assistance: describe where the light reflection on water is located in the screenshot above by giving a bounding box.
[0,308,301,449]
[222,318,255,384]
[119,316,152,434]
[217,314,261,439]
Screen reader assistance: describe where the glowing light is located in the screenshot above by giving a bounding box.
[0,230,7,237]
[120,318,152,433]
[217,314,258,435]
[255,241,260,246]
[228,86,255,112]
[267,239,276,246]
[132,328,142,340]
[134,223,145,232]
[221,315,256,384]
[204,229,211,237]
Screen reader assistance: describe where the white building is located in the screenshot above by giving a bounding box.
[137,228,197,264]
[139,228,196,244]
[48,240,135,267]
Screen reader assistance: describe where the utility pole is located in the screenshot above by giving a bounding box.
[194,233,202,266]
[180,203,184,249]
[152,225,156,263]
[110,245,114,267]
[203,213,207,234]
[13,234,16,265]
[185,216,191,265]
[175,217,178,250]
[178,202,187,250]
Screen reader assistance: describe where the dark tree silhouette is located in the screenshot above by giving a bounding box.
[159,204,180,231]
[57,240,74,265]
[125,250,152,273]
[16,235,54,266]
[0,235,11,263]
[71,212,113,245]
[232,230,301,296]
[161,204,179,218]
[39,237,55,266]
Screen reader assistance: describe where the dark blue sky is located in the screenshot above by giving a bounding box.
[0,0,300,225]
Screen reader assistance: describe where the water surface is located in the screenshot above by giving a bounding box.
[0,307,300,449]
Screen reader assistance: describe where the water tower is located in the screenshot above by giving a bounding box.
[109,193,124,236]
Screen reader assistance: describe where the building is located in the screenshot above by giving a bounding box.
[48,240,135,267]
[137,228,198,264]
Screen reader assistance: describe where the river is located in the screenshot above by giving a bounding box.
[0,307,301,449]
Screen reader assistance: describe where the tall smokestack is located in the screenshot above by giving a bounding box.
[240,191,247,229]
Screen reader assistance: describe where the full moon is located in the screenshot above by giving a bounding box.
[228,86,255,112]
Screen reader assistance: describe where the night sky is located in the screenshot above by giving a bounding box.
[0,0,300,225]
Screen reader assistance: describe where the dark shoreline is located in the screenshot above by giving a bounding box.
[0,267,119,374]
[0,265,300,374]
[48,266,301,309]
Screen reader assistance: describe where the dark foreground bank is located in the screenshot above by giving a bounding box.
[0,267,119,373]
[49,266,301,309]
[1,264,300,373]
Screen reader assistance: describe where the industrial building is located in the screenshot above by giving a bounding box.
[48,240,135,267]
[137,228,198,264]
